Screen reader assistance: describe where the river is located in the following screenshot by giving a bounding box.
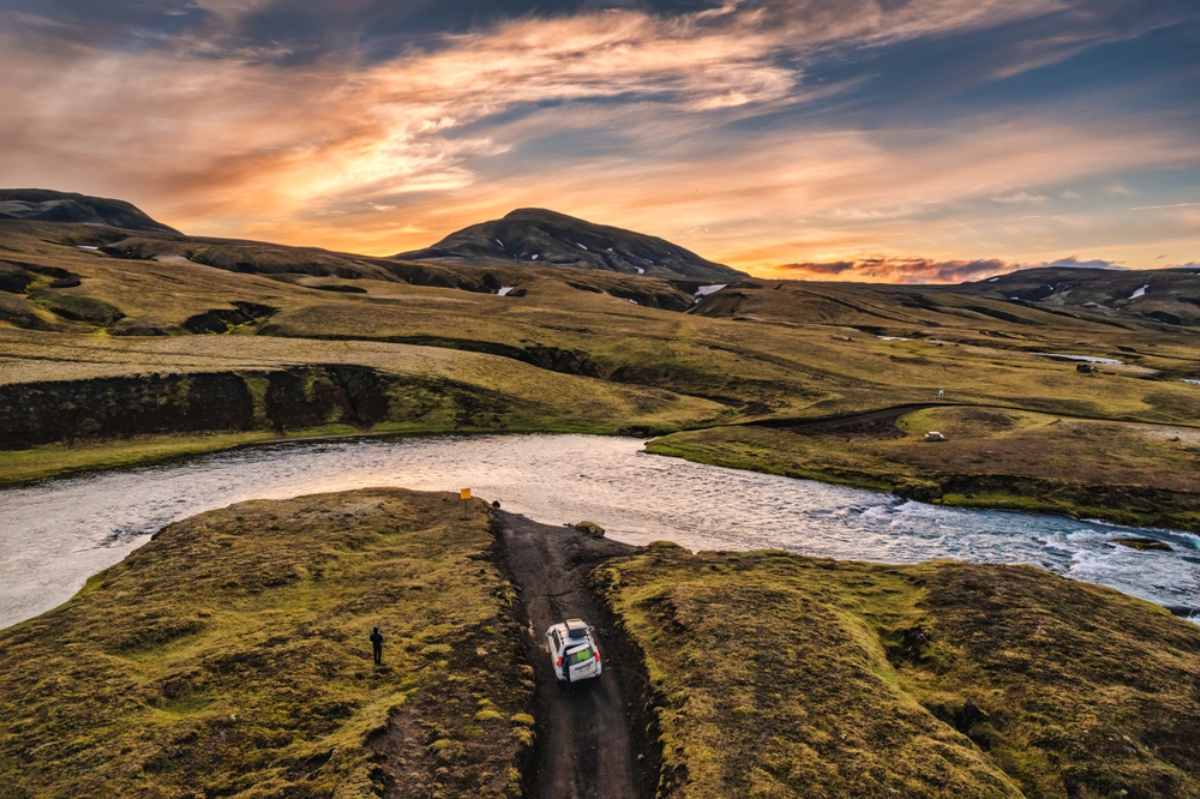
[1,434,1197,629]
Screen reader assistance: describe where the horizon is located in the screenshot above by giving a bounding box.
[2,1,1197,282]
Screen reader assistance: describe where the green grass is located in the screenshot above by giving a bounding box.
[0,431,279,484]
[597,545,1200,799]
[0,488,533,798]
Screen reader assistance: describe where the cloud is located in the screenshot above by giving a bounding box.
[776,257,1008,283]
[766,252,1200,283]
[0,0,1197,266]
[1040,256,1127,269]
[991,191,1049,205]
[777,260,856,275]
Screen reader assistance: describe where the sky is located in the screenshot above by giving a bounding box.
[1,0,1197,282]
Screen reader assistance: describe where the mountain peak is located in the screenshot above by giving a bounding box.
[0,189,181,235]
[397,208,744,282]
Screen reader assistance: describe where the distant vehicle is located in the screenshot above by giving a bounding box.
[546,618,602,684]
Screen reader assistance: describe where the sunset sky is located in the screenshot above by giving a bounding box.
[1,0,1197,281]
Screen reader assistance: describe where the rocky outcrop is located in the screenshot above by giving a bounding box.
[0,366,524,449]
[0,372,254,448]
[182,302,277,334]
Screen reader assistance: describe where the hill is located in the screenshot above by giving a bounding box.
[960,266,1200,328]
[691,268,1200,332]
[397,207,746,282]
[0,189,181,235]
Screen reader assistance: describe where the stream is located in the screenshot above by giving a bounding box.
[1,434,1197,629]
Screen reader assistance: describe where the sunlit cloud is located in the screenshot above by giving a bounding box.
[0,0,1197,278]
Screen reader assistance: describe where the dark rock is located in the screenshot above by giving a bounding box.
[571,521,606,538]
[183,302,277,334]
[311,283,367,294]
[0,372,255,448]
[0,266,31,293]
[523,345,602,377]
[887,625,933,664]
[1112,537,1172,552]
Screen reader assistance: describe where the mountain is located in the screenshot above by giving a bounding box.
[960,266,1200,327]
[0,189,181,235]
[397,208,746,282]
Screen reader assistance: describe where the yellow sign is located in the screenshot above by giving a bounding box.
[459,488,472,501]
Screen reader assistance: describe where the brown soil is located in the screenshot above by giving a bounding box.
[494,510,657,799]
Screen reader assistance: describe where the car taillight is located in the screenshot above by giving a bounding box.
[555,657,563,667]
[594,651,601,663]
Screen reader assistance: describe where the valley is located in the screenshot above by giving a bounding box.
[1,192,1198,530]
[1,191,1199,799]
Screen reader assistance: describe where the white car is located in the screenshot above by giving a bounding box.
[546,618,602,684]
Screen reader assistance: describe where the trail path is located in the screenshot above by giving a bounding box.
[496,511,651,799]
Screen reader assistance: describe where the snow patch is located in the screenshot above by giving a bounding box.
[76,245,100,251]
[494,238,504,248]
[1036,352,1122,365]
[497,286,515,297]
[878,336,911,342]
[1129,284,1148,300]
[635,267,645,274]
[986,276,1000,282]
[694,283,727,297]
[575,242,589,251]
[1184,379,1200,386]
[627,299,638,305]
[530,254,539,261]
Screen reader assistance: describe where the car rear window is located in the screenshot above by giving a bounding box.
[567,647,594,665]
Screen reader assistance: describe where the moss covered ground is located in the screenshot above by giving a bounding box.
[597,544,1200,799]
[0,489,534,798]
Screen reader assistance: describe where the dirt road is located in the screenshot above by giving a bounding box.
[747,402,945,437]
[495,511,653,799]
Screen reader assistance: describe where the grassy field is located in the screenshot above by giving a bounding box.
[647,406,1200,530]
[3,218,1200,524]
[0,488,535,799]
[597,543,1200,799]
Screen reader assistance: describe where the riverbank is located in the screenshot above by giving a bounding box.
[3,489,1198,797]
[0,489,534,798]
[648,405,1200,533]
[596,542,1200,798]
[0,422,629,487]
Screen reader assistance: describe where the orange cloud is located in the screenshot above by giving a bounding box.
[1,0,1197,275]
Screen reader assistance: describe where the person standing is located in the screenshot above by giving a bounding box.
[370,626,384,666]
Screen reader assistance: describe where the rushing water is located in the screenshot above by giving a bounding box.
[1,434,1197,629]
